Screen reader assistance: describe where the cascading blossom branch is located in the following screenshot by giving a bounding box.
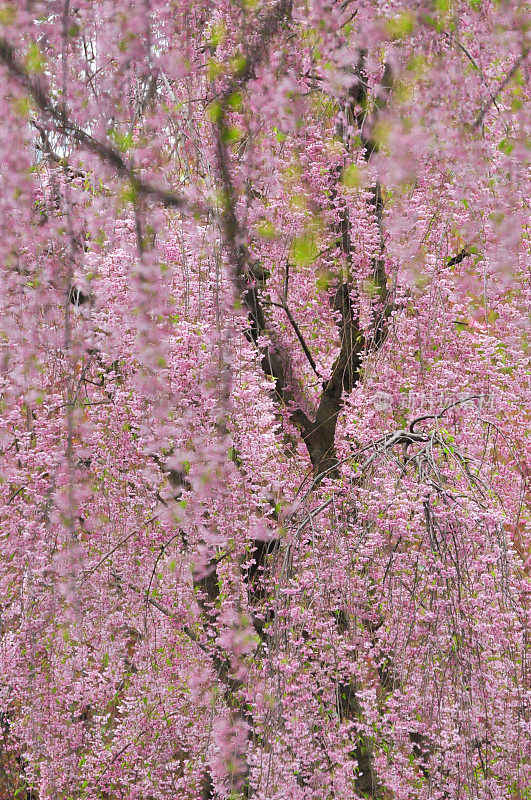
[0,1,529,799]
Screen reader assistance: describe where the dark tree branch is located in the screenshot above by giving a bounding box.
[0,36,195,212]
[301,54,393,479]
[213,116,311,439]
[213,0,293,103]
[472,48,528,129]
[448,247,471,266]
[32,119,85,179]
[266,299,322,378]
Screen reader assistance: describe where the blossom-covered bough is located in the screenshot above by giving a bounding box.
[0,1,529,798]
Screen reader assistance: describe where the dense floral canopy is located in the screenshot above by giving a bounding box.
[0,1,529,798]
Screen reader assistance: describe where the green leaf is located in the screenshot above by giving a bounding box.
[222,125,243,144]
[208,101,223,124]
[257,220,276,239]
[291,232,319,266]
[386,11,415,40]
[0,5,16,25]
[341,164,362,188]
[25,42,45,73]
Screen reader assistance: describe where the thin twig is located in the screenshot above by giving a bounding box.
[473,49,528,129]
